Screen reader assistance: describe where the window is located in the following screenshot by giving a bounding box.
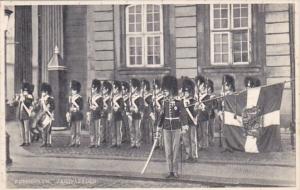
[210,4,251,65]
[126,5,164,67]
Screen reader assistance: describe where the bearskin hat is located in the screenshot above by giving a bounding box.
[222,74,235,92]
[153,79,161,89]
[254,78,261,87]
[162,75,178,96]
[244,76,255,88]
[195,75,206,86]
[71,80,81,92]
[22,82,34,94]
[207,79,214,93]
[182,78,195,95]
[131,78,141,90]
[29,84,35,94]
[22,82,31,92]
[113,80,122,91]
[103,80,112,93]
[121,81,130,92]
[40,82,52,95]
[142,79,150,91]
[92,79,101,91]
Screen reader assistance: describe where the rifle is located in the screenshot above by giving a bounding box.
[220,81,225,147]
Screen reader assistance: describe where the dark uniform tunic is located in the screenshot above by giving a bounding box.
[88,94,103,120]
[158,98,188,130]
[68,94,83,121]
[157,97,188,174]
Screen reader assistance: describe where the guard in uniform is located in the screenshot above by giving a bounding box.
[182,78,198,161]
[156,75,189,178]
[219,74,235,152]
[101,81,113,144]
[152,79,164,148]
[195,75,210,150]
[121,81,131,143]
[141,79,154,144]
[38,83,55,147]
[111,81,125,148]
[87,79,103,148]
[66,80,83,147]
[129,78,144,148]
[244,76,261,89]
[206,79,217,146]
[13,82,35,146]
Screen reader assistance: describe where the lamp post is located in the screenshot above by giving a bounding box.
[5,7,13,166]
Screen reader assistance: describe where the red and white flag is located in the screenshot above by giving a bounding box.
[223,82,284,153]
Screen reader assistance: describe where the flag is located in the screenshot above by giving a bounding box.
[222,83,284,153]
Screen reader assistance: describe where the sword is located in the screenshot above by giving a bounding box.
[141,137,159,174]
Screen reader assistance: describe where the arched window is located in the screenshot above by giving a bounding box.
[126,5,164,67]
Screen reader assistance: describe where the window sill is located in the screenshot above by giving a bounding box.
[118,66,171,77]
[202,65,262,73]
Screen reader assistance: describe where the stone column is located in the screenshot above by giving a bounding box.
[48,46,68,128]
[39,5,64,83]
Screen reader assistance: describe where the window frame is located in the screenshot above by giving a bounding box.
[210,4,252,66]
[125,4,164,68]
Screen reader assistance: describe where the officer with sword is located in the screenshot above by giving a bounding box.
[141,75,188,179]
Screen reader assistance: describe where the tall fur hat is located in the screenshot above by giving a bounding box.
[222,74,235,92]
[113,80,122,91]
[254,78,261,87]
[162,75,178,96]
[142,79,150,91]
[92,79,101,91]
[195,75,206,86]
[22,82,34,94]
[153,79,161,89]
[121,81,130,92]
[182,77,195,95]
[29,84,35,94]
[131,78,141,90]
[207,79,214,93]
[40,82,52,95]
[71,80,81,92]
[103,80,112,93]
[22,82,31,92]
[244,76,255,88]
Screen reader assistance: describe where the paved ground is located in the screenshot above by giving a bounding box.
[6,121,296,188]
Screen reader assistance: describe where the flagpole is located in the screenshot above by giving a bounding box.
[184,80,295,108]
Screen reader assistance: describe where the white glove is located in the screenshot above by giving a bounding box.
[181,125,189,134]
[155,127,162,139]
[150,112,155,121]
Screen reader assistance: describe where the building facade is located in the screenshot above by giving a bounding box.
[10,4,295,127]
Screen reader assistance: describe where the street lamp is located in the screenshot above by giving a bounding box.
[4,7,13,166]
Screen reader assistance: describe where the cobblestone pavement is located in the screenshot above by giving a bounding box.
[18,132,295,166]
[7,173,207,188]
